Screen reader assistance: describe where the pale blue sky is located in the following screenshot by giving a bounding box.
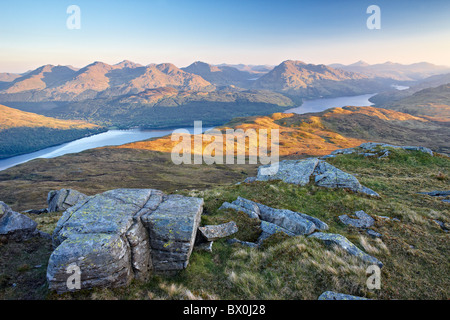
[1,0,449,72]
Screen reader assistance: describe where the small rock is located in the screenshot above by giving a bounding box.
[195,241,213,252]
[318,291,369,300]
[226,238,258,248]
[199,221,238,241]
[366,230,382,238]
[339,210,375,229]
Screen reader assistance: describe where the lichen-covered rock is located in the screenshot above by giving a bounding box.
[0,201,38,241]
[198,221,238,241]
[220,197,328,237]
[47,189,203,293]
[256,158,319,186]
[339,210,375,229]
[309,232,383,267]
[141,194,203,273]
[254,159,379,197]
[47,189,87,212]
[318,291,369,300]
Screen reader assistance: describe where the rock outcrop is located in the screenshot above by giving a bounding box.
[0,201,39,241]
[309,232,383,267]
[249,159,379,197]
[47,189,87,212]
[47,188,203,293]
[331,142,434,158]
[219,197,328,245]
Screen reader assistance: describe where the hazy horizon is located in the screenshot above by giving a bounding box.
[1,0,450,73]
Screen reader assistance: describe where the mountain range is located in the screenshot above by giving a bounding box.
[329,61,450,81]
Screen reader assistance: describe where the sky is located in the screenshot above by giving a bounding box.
[0,0,450,73]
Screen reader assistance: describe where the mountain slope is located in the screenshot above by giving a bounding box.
[253,60,389,99]
[374,83,450,122]
[115,106,449,155]
[182,61,260,87]
[0,62,213,102]
[0,104,104,158]
[330,61,450,81]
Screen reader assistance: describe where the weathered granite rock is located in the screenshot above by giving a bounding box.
[47,188,203,293]
[221,197,328,237]
[47,189,87,212]
[256,158,319,186]
[198,221,238,241]
[318,291,369,300]
[314,161,379,197]
[339,210,375,229]
[0,201,38,241]
[254,159,379,197]
[331,148,357,155]
[366,230,382,238]
[141,194,203,273]
[419,190,450,197]
[309,232,383,267]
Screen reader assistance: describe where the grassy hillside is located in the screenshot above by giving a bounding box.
[0,148,448,300]
[0,104,105,158]
[116,107,450,155]
[375,84,450,122]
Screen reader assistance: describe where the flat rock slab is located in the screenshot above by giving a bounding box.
[0,201,38,241]
[318,291,369,300]
[47,188,203,293]
[309,232,383,267]
[198,221,238,241]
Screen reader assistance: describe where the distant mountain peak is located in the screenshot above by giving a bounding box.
[349,60,370,67]
[115,60,142,69]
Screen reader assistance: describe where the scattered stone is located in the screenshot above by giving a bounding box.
[47,188,203,293]
[318,291,369,300]
[418,190,450,197]
[433,220,449,232]
[331,148,357,155]
[366,229,382,238]
[0,201,38,241]
[378,150,390,159]
[47,189,87,212]
[392,218,401,222]
[339,210,375,229]
[195,241,214,252]
[198,221,238,241]
[319,154,336,159]
[243,177,257,183]
[309,232,383,267]
[221,197,328,236]
[23,208,48,215]
[226,238,258,248]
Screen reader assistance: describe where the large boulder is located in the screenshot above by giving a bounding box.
[254,159,379,197]
[0,201,38,241]
[47,189,203,293]
[47,189,87,212]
